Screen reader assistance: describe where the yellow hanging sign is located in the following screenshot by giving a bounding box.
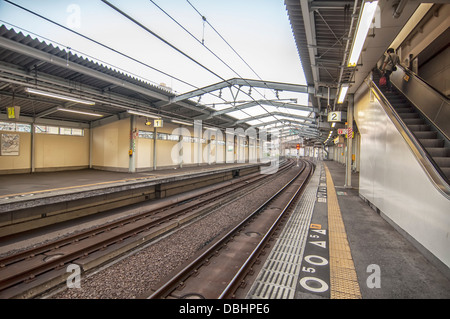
[7,107,15,119]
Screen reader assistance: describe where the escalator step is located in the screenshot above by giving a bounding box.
[395,107,414,113]
[419,139,444,147]
[404,118,425,125]
[426,147,450,157]
[434,157,450,168]
[414,131,437,139]
[399,113,419,119]
[441,167,450,180]
[408,124,431,131]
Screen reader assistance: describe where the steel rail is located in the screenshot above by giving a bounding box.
[0,160,294,293]
[147,160,313,299]
[219,161,314,298]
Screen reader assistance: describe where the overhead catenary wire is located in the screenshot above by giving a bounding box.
[185,0,305,127]
[4,0,311,131]
[2,0,232,108]
[107,0,279,127]
[147,0,268,125]
[101,0,251,116]
[2,0,195,90]
[102,0,225,82]
[150,0,300,127]
[186,0,263,82]
[1,0,260,128]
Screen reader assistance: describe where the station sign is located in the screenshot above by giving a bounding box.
[327,111,341,122]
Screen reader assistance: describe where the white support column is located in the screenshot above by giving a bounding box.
[345,94,354,188]
[153,126,157,171]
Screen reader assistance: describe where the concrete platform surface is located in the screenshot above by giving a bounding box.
[323,161,450,298]
[0,163,261,198]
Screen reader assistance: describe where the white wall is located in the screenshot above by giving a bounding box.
[354,84,450,269]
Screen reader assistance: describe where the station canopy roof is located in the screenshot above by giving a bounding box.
[0,24,319,141]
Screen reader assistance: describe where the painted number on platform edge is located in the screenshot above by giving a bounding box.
[298,228,330,295]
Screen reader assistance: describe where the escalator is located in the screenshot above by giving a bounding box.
[356,64,450,272]
[372,67,450,184]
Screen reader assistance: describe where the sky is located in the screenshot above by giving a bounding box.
[0,0,310,126]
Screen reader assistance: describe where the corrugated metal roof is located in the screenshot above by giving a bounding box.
[0,25,242,128]
[0,25,172,96]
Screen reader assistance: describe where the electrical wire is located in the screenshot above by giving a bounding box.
[102,0,225,82]
[150,0,288,126]
[2,0,197,90]
[2,0,232,109]
[184,0,305,127]
[4,0,310,131]
[186,0,263,82]
[107,0,275,126]
[148,0,245,81]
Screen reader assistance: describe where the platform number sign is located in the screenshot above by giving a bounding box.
[154,119,163,127]
[327,111,341,122]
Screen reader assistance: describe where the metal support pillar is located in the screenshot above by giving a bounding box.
[153,126,157,171]
[194,120,202,166]
[31,120,35,173]
[345,94,354,188]
[89,123,93,169]
[129,115,136,173]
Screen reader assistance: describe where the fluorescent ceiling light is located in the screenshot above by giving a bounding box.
[347,1,379,67]
[25,88,95,105]
[337,85,349,104]
[127,110,160,119]
[172,119,193,126]
[57,107,102,117]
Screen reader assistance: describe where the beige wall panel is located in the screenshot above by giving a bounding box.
[137,138,153,169]
[156,140,177,167]
[35,133,89,169]
[103,127,119,168]
[92,119,130,170]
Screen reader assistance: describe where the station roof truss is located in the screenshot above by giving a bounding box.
[0,25,247,131]
[0,24,325,143]
[164,78,322,139]
[285,0,422,145]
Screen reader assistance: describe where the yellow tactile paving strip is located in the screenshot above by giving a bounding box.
[324,164,362,299]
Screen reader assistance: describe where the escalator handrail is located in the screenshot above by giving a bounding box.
[367,75,450,199]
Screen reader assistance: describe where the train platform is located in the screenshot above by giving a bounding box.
[247,160,450,299]
[0,162,265,199]
[0,162,264,237]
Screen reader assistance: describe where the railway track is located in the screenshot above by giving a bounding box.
[146,159,314,299]
[0,159,295,298]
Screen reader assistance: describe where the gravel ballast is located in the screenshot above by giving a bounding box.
[51,165,302,299]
